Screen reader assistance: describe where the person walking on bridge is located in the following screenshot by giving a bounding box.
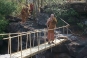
[46,14,57,44]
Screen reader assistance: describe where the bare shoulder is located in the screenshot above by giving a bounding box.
[47,18,50,21]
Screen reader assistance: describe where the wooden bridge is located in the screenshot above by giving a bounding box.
[0,18,70,58]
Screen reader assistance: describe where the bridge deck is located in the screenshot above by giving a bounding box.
[11,38,67,58]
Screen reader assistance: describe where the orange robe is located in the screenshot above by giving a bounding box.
[21,6,31,23]
[29,3,33,14]
[47,17,57,41]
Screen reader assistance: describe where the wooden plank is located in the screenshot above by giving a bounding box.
[11,39,67,58]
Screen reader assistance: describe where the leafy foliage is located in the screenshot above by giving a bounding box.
[0,15,8,40]
[0,0,16,16]
[44,4,79,26]
[12,4,22,17]
[44,5,79,18]
[0,17,8,33]
[77,23,84,29]
[0,0,17,40]
[44,3,87,34]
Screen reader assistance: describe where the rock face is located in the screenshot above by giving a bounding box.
[76,45,87,58]
[51,41,69,53]
[6,22,35,33]
[36,13,49,27]
[5,16,21,22]
[56,53,71,58]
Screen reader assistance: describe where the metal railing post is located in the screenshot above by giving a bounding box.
[8,35,9,54]
[33,32,35,47]
[44,29,46,48]
[42,28,46,48]
[39,31,41,45]
[20,33,22,58]
[29,33,32,54]
[26,32,29,49]
[67,27,68,35]
[63,26,64,34]
[9,33,11,58]
[17,34,20,51]
[36,30,39,51]
[58,28,62,44]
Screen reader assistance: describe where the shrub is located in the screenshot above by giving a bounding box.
[0,0,16,16]
[0,0,17,33]
[12,4,22,17]
[44,4,79,26]
[0,15,8,40]
[0,18,8,33]
[0,0,17,40]
[44,4,79,18]
[77,23,84,30]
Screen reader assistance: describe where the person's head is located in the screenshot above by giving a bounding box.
[50,14,54,18]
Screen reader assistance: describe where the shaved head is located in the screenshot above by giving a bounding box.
[50,14,54,18]
[51,14,54,16]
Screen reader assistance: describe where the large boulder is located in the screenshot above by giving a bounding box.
[56,53,71,58]
[51,40,70,53]
[5,16,21,22]
[76,45,87,58]
[6,22,35,33]
[36,13,49,27]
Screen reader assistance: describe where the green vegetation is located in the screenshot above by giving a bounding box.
[0,0,16,16]
[0,0,17,40]
[0,0,28,40]
[44,3,87,34]
[0,15,8,33]
[12,4,22,17]
[44,4,79,26]
[44,4,78,18]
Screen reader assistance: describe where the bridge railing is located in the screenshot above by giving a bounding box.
[0,18,70,58]
[65,0,86,3]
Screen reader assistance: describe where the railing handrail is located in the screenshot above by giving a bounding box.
[0,18,70,39]
[0,32,31,35]
[59,17,70,26]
